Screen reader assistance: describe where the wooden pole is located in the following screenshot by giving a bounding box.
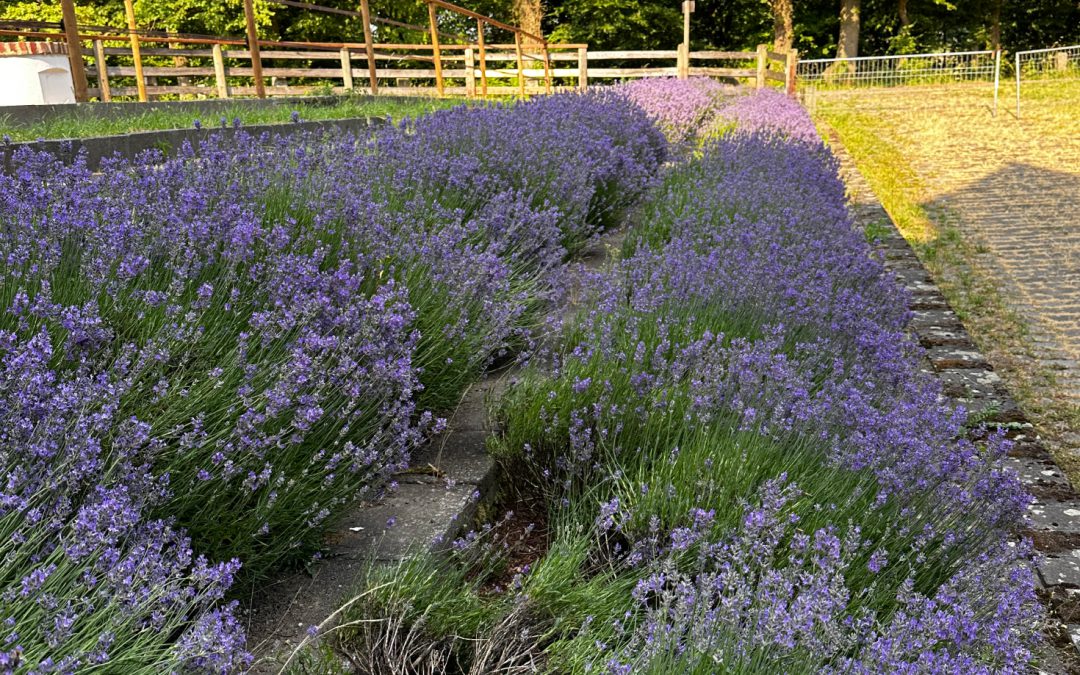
[476,18,487,96]
[464,47,475,97]
[514,30,525,97]
[212,43,229,97]
[785,48,798,97]
[242,0,265,98]
[681,0,692,79]
[542,41,552,94]
[340,46,354,90]
[58,0,89,102]
[755,43,767,89]
[122,0,146,101]
[427,2,444,96]
[578,46,588,91]
[682,0,691,48]
[92,38,111,101]
[359,0,378,93]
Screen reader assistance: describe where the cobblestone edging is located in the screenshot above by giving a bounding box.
[830,132,1080,673]
[1,116,388,173]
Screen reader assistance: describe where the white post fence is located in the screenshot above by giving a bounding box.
[1014,44,1080,119]
[796,50,997,87]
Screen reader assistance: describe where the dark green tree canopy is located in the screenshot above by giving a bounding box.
[3,0,1078,56]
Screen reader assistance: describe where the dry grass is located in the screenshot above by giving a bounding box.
[814,81,1080,483]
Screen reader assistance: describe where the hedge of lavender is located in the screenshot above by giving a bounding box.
[0,93,664,672]
[484,84,1042,672]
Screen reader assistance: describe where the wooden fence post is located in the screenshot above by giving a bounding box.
[785,49,798,97]
[359,0,378,93]
[476,18,487,96]
[339,47,354,90]
[465,47,476,97]
[514,31,525,97]
[212,43,230,98]
[578,46,588,91]
[92,38,111,101]
[59,0,89,102]
[680,0,692,79]
[427,2,444,96]
[542,42,553,94]
[755,43,767,89]
[122,0,146,101]
[242,0,265,98]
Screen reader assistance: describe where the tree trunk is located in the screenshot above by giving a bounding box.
[898,0,909,26]
[989,0,1002,51]
[512,0,543,42]
[837,0,860,59]
[771,0,794,52]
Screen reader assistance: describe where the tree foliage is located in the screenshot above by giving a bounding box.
[1,0,1077,57]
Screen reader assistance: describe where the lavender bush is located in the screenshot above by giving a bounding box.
[0,92,665,672]
[487,85,1041,672]
[616,77,736,145]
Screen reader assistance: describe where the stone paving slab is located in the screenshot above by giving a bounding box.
[910,308,965,331]
[916,325,976,347]
[924,345,993,370]
[1006,456,1074,493]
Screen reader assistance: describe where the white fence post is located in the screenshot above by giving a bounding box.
[992,48,1001,117]
[796,50,996,87]
[1013,44,1080,120]
[1015,52,1021,119]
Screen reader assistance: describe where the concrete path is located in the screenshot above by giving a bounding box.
[241,228,626,673]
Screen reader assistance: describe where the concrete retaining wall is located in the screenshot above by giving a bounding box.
[1,115,389,173]
[0,94,428,128]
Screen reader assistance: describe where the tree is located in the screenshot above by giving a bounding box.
[768,0,795,51]
[513,0,543,39]
[546,0,681,51]
[837,0,860,57]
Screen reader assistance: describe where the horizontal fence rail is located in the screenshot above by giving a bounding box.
[797,50,996,87]
[2,16,799,102]
[1015,44,1080,82]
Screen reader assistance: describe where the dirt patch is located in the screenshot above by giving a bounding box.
[476,495,551,594]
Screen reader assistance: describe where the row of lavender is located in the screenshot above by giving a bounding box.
[0,95,665,672]
[475,85,1041,671]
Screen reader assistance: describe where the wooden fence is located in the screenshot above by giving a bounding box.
[1,0,798,101]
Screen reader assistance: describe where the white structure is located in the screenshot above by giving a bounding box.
[0,42,76,106]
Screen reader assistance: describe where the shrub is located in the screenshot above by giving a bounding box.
[0,91,666,671]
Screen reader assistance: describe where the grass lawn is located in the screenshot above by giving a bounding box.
[0,94,466,141]
[815,82,1080,482]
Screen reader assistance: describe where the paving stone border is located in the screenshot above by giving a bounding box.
[1,116,388,173]
[830,131,1080,673]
